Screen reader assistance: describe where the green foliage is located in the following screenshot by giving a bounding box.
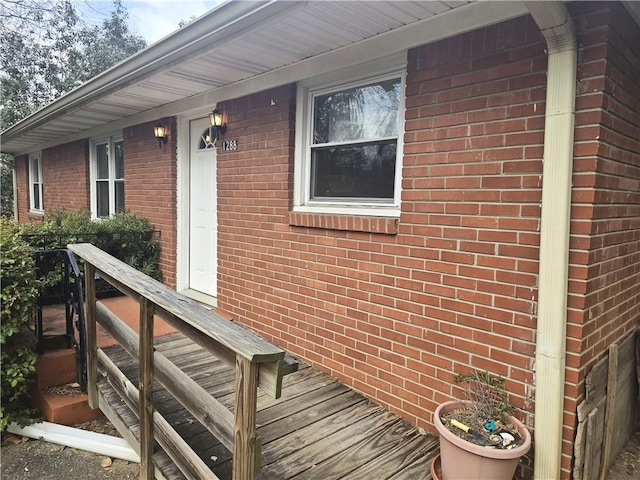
[454,371,513,422]
[0,219,41,431]
[1,0,146,128]
[1,156,14,218]
[20,209,162,282]
[1,0,146,218]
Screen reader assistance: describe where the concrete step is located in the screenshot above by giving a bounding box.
[30,386,103,425]
[31,348,103,425]
[35,348,78,389]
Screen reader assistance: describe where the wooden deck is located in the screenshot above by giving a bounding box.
[100,331,439,480]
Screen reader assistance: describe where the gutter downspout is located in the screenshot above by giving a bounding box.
[524,2,577,479]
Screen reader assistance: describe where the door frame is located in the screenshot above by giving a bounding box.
[176,109,219,304]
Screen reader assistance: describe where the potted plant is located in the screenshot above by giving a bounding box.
[432,371,532,480]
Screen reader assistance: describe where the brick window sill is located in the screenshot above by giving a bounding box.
[288,212,398,235]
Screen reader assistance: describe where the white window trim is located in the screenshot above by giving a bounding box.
[28,152,44,213]
[89,134,124,219]
[294,56,406,218]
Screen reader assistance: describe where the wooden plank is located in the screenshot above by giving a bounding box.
[68,243,285,363]
[98,349,217,480]
[97,301,236,452]
[211,390,370,476]
[583,400,606,480]
[609,331,639,464]
[233,355,260,480]
[599,343,619,480]
[292,418,414,480]
[341,432,439,480]
[585,354,608,405]
[139,298,155,480]
[99,300,286,399]
[573,414,587,480]
[582,407,598,480]
[259,397,376,466]
[257,412,401,479]
[84,263,99,408]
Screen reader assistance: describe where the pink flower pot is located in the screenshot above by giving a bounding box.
[434,401,532,480]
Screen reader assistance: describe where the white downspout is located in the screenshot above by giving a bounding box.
[524,2,577,479]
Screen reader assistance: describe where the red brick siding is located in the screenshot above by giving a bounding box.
[568,2,640,475]
[403,13,545,447]
[42,140,89,212]
[216,15,547,442]
[123,118,178,288]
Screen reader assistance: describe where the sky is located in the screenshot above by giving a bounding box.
[75,0,225,45]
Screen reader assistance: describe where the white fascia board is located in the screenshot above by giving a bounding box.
[9,1,530,156]
[1,1,290,141]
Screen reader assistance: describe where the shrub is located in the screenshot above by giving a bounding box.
[21,209,162,282]
[0,219,41,431]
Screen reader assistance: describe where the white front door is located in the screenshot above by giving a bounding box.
[188,118,217,297]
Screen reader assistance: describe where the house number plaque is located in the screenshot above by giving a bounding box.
[222,139,238,152]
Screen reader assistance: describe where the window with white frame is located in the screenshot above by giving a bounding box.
[29,153,44,212]
[92,137,124,218]
[295,69,404,216]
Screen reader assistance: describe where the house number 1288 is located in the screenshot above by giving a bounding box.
[222,140,238,151]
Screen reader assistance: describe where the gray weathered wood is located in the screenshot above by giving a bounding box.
[96,302,235,451]
[582,407,598,480]
[95,332,439,480]
[139,298,155,480]
[68,243,284,363]
[84,263,99,409]
[608,331,639,466]
[98,349,218,480]
[599,343,618,480]
[233,355,260,480]
[585,354,608,406]
[573,415,587,480]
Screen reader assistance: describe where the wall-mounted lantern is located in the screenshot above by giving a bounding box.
[153,124,168,148]
[208,108,227,144]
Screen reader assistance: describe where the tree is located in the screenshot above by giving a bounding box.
[0,0,146,217]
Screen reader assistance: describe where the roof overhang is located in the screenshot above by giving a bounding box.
[1,0,536,156]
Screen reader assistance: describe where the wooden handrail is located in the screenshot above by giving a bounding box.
[68,243,284,363]
[68,243,292,480]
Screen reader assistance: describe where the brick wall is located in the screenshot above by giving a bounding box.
[42,140,89,212]
[216,12,547,448]
[123,118,178,288]
[215,7,637,480]
[568,1,640,476]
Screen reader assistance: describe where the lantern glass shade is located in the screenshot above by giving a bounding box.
[154,124,167,139]
[209,110,224,128]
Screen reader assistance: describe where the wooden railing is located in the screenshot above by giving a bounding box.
[68,243,296,480]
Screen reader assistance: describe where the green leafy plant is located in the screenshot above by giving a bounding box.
[20,209,163,285]
[0,219,41,431]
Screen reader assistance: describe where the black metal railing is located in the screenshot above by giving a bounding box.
[33,249,87,391]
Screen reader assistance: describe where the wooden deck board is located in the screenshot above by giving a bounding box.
[99,332,438,480]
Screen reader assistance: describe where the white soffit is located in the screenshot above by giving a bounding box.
[2,0,533,155]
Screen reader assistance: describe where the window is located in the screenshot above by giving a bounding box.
[92,137,124,218]
[29,153,43,212]
[295,69,405,217]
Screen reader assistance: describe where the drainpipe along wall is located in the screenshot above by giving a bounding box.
[524,2,577,479]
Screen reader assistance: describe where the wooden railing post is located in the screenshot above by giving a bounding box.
[233,355,260,480]
[84,263,99,408]
[139,298,155,480]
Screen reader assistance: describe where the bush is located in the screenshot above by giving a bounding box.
[21,209,162,281]
[0,219,41,431]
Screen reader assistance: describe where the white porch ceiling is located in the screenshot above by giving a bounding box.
[1,0,532,156]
